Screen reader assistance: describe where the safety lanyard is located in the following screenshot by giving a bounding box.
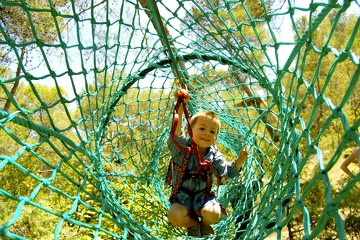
[170,90,212,174]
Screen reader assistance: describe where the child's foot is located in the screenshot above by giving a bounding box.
[187,224,201,237]
[201,224,214,237]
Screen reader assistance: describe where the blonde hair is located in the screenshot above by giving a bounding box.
[190,111,221,134]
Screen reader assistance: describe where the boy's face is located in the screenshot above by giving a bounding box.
[192,116,218,150]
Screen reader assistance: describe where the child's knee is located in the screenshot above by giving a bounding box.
[168,209,181,225]
[201,209,221,223]
[168,203,189,226]
[201,201,221,224]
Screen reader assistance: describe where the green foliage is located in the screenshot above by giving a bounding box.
[285,11,359,149]
[184,0,271,63]
[0,0,68,42]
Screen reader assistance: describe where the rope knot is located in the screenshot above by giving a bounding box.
[194,159,212,174]
[176,88,190,99]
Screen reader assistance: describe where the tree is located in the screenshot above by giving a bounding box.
[0,0,69,111]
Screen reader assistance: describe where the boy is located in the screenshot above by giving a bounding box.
[167,90,250,237]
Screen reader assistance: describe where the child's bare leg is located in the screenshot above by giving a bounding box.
[200,200,221,225]
[168,203,198,227]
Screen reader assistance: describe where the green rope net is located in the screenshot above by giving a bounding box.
[1,0,359,239]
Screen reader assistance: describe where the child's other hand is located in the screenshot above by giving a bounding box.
[239,146,250,158]
[235,146,250,170]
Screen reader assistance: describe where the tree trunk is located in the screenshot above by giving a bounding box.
[234,70,280,142]
[3,47,25,111]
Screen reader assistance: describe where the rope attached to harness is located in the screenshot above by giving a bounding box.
[170,89,212,172]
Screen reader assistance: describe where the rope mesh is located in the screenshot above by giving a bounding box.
[0,0,359,239]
